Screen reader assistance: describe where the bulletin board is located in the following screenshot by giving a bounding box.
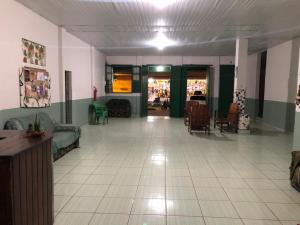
[19,67,51,108]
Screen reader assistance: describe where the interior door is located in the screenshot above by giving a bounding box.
[258,51,267,118]
[140,65,148,117]
[65,71,72,124]
[170,66,182,117]
[218,65,235,117]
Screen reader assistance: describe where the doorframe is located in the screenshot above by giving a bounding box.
[65,70,72,124]
[141,64,212,118]
[141,64,173,117]
[182,65,212,116]
[258,51,267,118]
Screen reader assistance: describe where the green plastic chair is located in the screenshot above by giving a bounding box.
[91,102,108,125]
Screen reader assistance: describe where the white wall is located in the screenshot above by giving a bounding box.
[61,30,106,101]
[265,41,293,102]
[92,48,106,97]
[62,29,94,101]
[0,0,60,110]
[246,53,260,99]
[0,0,106,125]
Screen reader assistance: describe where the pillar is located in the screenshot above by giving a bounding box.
[234,39,250,131]
[293,45,300,149]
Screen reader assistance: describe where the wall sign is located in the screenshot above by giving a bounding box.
[22,38,46,66]
[20,67,51,108]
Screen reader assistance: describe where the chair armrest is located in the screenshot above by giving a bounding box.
[54,124,81,136]
[4,119,24,130]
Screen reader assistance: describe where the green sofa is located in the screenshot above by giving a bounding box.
[4,112,81,160]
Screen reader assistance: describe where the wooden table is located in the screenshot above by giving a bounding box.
[0,130,53,225]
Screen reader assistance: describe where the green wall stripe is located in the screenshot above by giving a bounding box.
[0,98,93,129]
[245,98,259,118]
[293,112,300,150]
[262,100,295,132]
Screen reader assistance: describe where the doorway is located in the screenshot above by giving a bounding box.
[186,67,208,103]
[147,67,171,117]
[218,65,235,117]
[258,51,267,118]
[65,71,72,124]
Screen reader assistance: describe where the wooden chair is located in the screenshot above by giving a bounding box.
[184,101,199,126]
[214,103,239,133]
[188,105,210,134]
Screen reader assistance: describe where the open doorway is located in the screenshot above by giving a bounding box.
[186,67,208,104]
[147,67,171,116]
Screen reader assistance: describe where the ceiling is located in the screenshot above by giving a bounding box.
[16,0,300,56]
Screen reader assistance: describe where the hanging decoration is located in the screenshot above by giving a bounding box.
[296,83,300,112]
[22,38,46,66]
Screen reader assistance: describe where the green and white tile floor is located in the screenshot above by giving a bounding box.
[53,117,300,225]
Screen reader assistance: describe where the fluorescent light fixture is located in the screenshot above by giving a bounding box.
[148,78,155,84]
[143,0,175,9]
[147,32,177,50]
[156,19,166,26]
[156,66,165,72]
[77,0,176,9]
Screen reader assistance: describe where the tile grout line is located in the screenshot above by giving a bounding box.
[57,151,112,224]
[125,131,151,225]
[185,142,207,225]
[165,149,167,225]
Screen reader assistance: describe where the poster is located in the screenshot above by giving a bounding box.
[19,67,51,108]
[22,38,46,66]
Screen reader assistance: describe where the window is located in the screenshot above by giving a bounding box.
[112,67,132,93]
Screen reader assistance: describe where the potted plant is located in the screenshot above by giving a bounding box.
[26,114,44,137]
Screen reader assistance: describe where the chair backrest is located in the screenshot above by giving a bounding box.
[227,103,239,123]
[190,105,210,125]
[186,101,199,114]
[4,112,56,133]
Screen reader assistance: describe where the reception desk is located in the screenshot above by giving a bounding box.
[0,130,53,225]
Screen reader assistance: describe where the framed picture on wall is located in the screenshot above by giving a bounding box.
[19,67,51,108]
[22,38,46,66]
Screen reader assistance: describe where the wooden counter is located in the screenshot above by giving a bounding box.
[0,130,53,225]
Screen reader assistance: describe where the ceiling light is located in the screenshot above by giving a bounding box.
[77,0,176,9]
[143,0,176,9]
[156,66,165,72]
[148,78,155,84]
[147,32,177,50]
[156,19,166,27]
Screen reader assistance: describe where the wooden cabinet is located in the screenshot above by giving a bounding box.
[0,130,53,225]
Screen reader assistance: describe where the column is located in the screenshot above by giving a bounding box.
[294,45,300,149]
[234,38,250,131]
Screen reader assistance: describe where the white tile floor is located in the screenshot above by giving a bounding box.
[53,117,300,225]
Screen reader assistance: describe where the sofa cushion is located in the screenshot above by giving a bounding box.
[38,112,56,133]
[52,131,78,153]
[5,112,56,133]
[290,151,300,192]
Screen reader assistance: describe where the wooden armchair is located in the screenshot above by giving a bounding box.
[184,101,199,126]
[188,105,210,134]
[214,103,239,133]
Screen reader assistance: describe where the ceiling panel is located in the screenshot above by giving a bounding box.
[16,0,300,55]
